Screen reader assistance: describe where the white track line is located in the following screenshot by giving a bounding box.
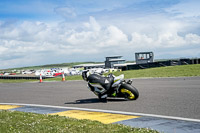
[1,103,200,123]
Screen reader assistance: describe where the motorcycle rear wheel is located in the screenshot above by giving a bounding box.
[120,84,139,100]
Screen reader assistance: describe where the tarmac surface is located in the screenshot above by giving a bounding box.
[0,77,200,133]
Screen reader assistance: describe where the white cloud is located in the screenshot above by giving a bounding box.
[165,0,200,18]
[185,34,200,44]
[54,6,77,19]
[88,16,101,32]
[130,32,153,47]
[0,15,200,69]
[66,17,128,48]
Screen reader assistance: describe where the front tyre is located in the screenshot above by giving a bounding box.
[120,83,139,100]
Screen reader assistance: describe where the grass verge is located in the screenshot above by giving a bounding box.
[0,64,200,83]
[113,64,200,79]
[0,110,159,133]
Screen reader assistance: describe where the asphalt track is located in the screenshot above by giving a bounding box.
[0,77,200,132]
[0,77,200,119]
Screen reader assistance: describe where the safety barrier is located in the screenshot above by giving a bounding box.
[127,58,200,70]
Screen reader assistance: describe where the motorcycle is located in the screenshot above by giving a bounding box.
[82,71,139,101]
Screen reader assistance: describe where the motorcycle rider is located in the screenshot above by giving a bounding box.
[82,70,114,102]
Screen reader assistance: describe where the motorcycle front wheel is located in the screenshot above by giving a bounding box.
[120,83,139,100]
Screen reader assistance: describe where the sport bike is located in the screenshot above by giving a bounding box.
[82,71,139,101]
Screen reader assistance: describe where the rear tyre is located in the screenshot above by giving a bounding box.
[120,83,139,100]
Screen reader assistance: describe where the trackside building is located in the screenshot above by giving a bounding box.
[105,56,125,68]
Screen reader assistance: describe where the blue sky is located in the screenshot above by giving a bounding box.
[0,0,200,69]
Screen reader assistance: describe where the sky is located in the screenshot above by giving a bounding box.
[0,0,200,69]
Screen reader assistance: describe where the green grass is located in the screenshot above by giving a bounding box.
[42,64,200,79]
[0,75,82,83]
[45,75,83,81]
[112,64,200,79]
[0,64,200,83]
[0,110,159,133]
[0,62,103,72]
